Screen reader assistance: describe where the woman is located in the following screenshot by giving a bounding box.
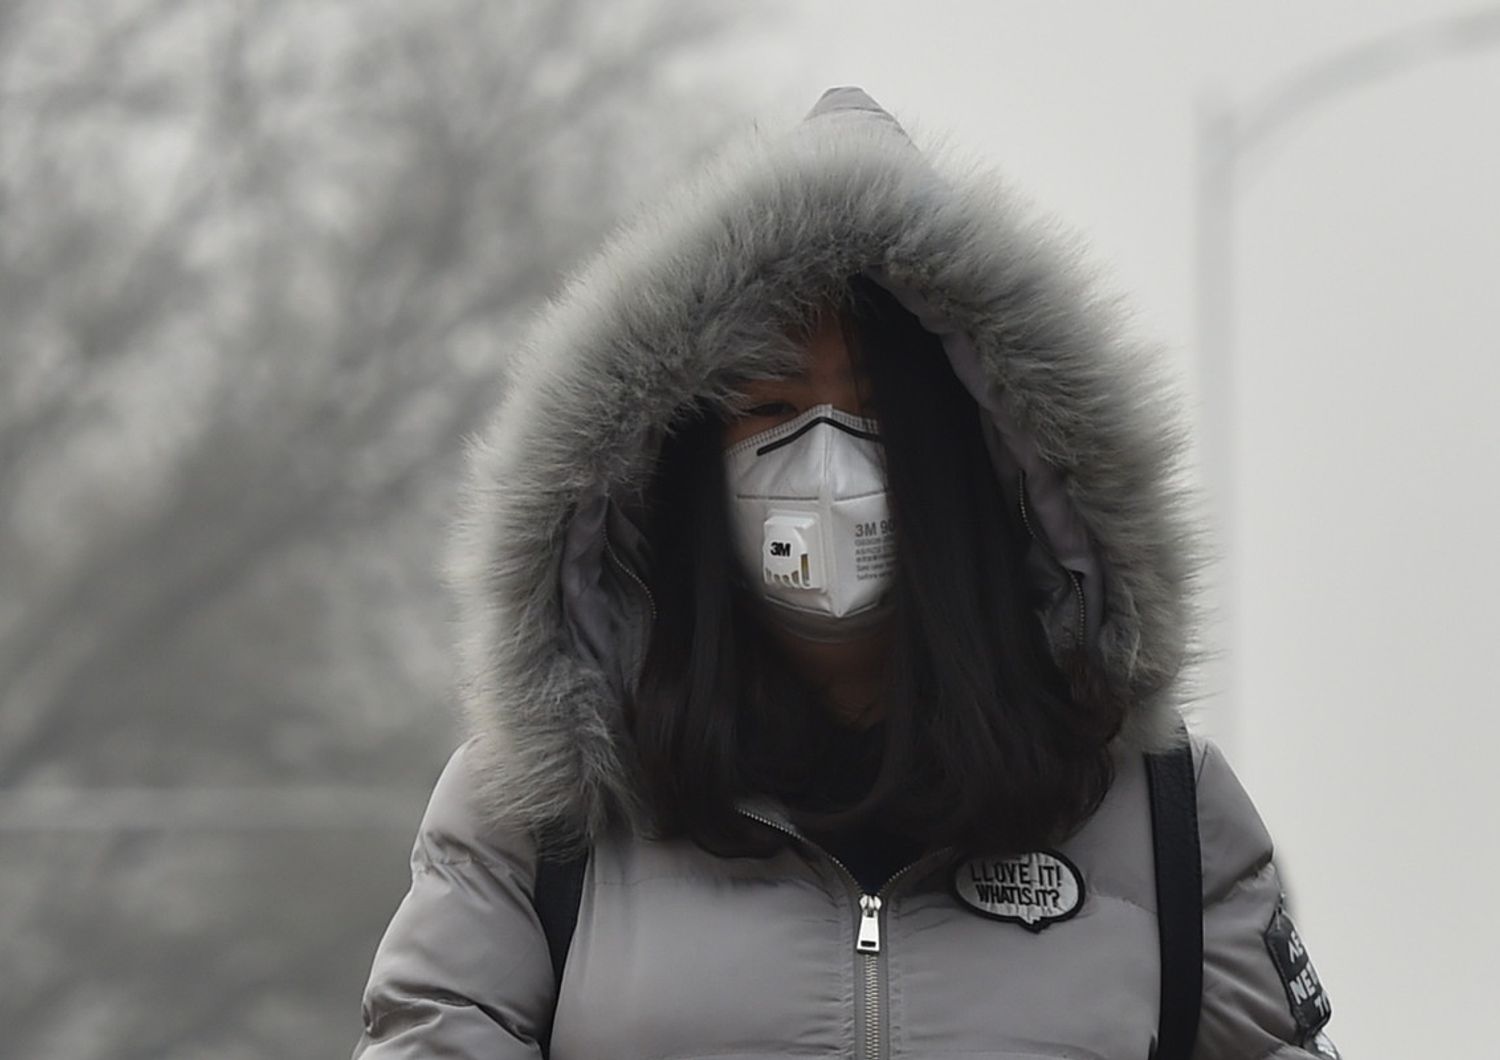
[353,87,1339,1059]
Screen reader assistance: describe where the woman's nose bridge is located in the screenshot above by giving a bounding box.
[800,316,873,417]
[805,370,871,417]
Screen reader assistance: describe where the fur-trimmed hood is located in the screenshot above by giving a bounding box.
[444,86,1209,841]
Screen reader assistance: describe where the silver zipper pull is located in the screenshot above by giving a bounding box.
[856,894,882,954]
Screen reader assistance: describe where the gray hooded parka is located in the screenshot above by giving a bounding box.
[352,87,1339,1060]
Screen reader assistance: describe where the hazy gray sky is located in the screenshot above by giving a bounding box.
[702,3,1500,1055]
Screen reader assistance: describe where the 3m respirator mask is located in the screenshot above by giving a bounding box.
[723,404,898,642]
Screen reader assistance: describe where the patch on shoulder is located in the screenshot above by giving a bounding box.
[950,849,1084,932]
[1263,895,1333,1044]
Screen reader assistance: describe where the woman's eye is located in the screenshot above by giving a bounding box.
[747,401,795,417]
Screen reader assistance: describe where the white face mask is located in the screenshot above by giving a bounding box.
[723,404,898,642]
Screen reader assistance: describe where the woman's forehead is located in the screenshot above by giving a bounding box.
[764,311,864,385]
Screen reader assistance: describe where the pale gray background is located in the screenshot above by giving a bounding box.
[2,2,1493,1058]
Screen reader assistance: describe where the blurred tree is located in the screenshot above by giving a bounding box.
[0,0,746,782]
[0,0,762,1056]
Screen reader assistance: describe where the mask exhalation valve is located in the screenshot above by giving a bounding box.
[762,512,823,589]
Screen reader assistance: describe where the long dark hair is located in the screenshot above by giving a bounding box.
[625,274,1126,859]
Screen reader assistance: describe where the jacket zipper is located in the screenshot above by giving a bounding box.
[1016,469,1086,647]
[604,537,657,623]
[737,808,939,1060]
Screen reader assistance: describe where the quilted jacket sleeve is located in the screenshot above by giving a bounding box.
[1192,739,1342,1060]
[351,739,555,1059]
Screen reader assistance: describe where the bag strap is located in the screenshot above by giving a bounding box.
[532,844,588,1060]
[1145,736,1204,1060]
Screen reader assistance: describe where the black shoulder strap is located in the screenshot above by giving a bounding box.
[1145,737,1204,1060]
[532,844,589,1060]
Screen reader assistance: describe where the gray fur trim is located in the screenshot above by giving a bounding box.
[443,86,1213,840]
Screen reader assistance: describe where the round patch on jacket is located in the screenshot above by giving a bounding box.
[951,850,1084,932]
